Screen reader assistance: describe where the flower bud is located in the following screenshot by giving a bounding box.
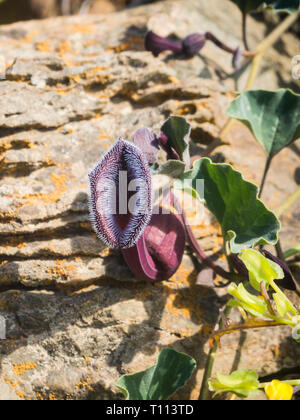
[133,127,159,164]
[182,33,206,56]
[265,380,293,401]
[145,31,183,57]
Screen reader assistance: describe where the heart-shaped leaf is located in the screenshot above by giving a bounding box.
[175,158,280,253]
[117,348,196,400]
[156,160,186,178]
[227,89,300,158]
[161,116,191,165]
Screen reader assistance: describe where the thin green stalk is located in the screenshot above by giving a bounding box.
[199,341,218,401]
[276,187,300,218]
[284,246,300,259]
[199,306,232,400]
[259,380,300,388]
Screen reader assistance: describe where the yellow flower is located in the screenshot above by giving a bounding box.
[265,380,293,401]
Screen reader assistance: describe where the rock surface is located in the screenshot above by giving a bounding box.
[0,0,299,400]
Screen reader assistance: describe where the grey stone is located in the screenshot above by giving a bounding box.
[0,0,299,400]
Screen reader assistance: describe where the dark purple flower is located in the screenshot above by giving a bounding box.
[158,132,181,161]
[89,138,152,249]
[263,250,297,291]
[182,33,206,57]
[133,127,159,164]
[145,31,183,57]
[122,209,185,282]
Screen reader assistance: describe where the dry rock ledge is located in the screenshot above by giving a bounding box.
[0,0,299,400]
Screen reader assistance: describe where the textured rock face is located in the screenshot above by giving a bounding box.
[0,0,299,400]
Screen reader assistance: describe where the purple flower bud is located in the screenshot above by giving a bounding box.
[158,132,181,161]
[122,210,185,282]
[263,250,297,291]
[145,31,183,57]
[182,33,206,57]
[89,138,152,249]
[133,127,159,164]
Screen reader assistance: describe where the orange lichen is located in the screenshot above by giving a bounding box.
[106,36,144,53]
[21,31,38,43]
[56,41,72,57]
[5,378,20,390]
[13,362,36,377]
[69,23,96,34]
[35,41,52,53]
[75,377,93,391]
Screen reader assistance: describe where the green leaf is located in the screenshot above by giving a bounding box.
[230,0,299,13]
[239,249,284,291]
[227,89,300,158]
[116,348,196,400]
[161,116,191,165]
[228,283,268,316]
[174,158,280,253]
[266,0,300,13]
[230,0,265,13]
[273,293,295,317]
[209,370,260,398]
[156,160,186,178]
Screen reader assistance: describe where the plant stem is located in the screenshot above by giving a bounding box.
[170,192,237,282]
[259,156,273,199]
[199,306,232,400]
[199,341,218,401]
[242,12,250,51]
[275,187,300,218]
[183,216,237,281]
[284,246,300,259]
[204,32,255,57]
[224,239,234,273]
[206,10,300,155]
[259,380,300,388]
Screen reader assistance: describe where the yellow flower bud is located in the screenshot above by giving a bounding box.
[265,380,293,401]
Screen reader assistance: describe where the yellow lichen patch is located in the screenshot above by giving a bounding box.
[69,23,96,34]
[21,31,38,44]
[75,377,93,392]
[56,41,72,57]
[13,362,36,377]
[35,41,52,53]
[46,260,75,279]
[5,378,20,390]
[84,66,108,79]
[106,36,144,53]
